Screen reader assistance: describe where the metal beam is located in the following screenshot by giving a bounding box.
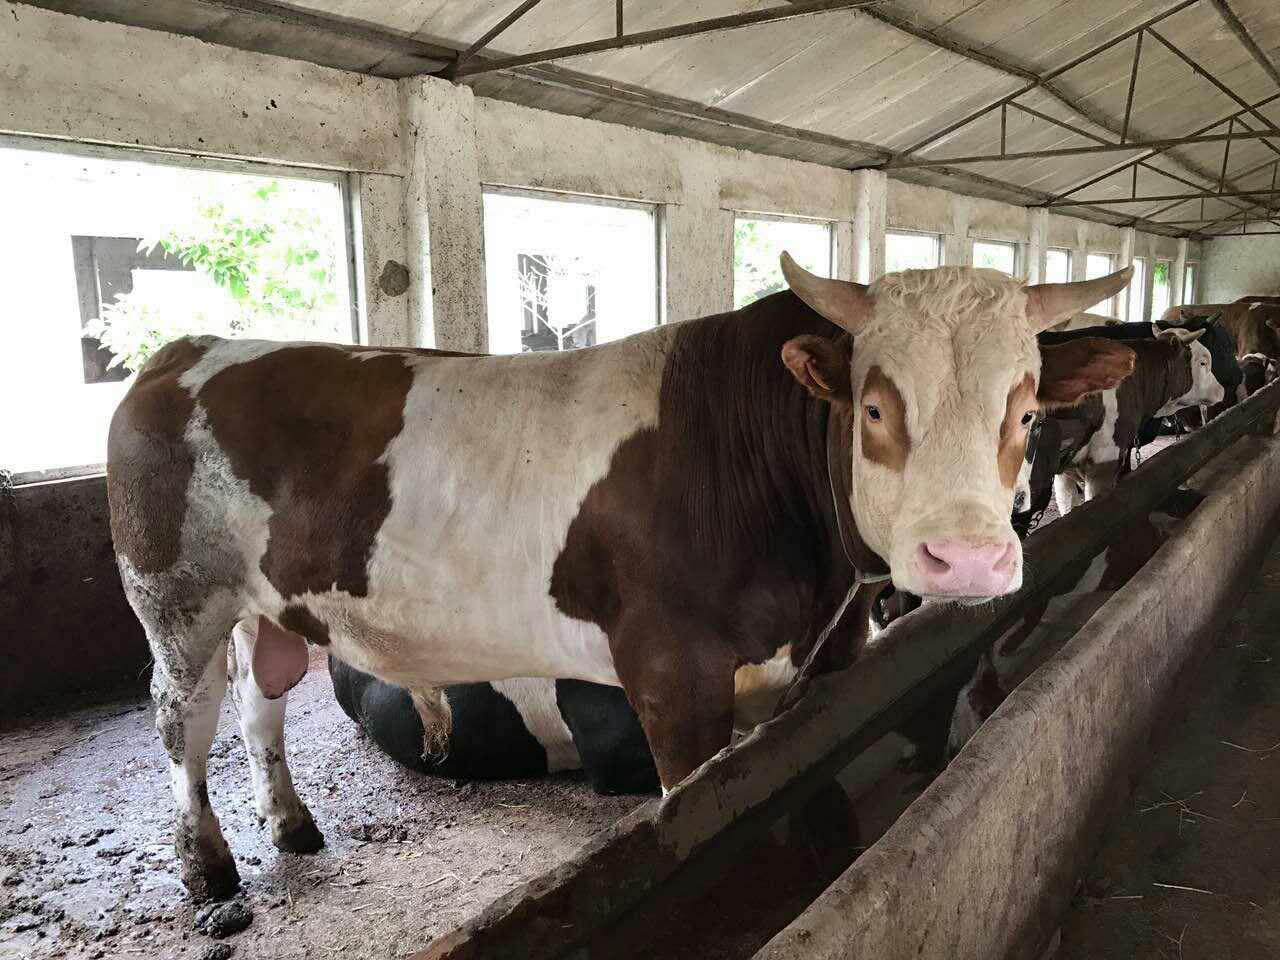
[893,0,1202,158]
[1207,0,1280,91]
[1046,187,1280,208]
[450,0,545,73]
[451,0,883,78]
[884,129,1280,170]
[1046,93,1280,200]
[841,0,1280,224]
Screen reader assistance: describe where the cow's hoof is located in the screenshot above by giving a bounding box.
[181,854,241,903]
[273,817,325,854]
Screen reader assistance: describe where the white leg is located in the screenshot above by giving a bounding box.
[1053,473,1083,516]
[152,647,239,901]
[228,622,323,853]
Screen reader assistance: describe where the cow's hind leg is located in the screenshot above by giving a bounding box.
[228,620,323,853]
[151,638,239,901]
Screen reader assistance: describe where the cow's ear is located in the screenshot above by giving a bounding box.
[781,334,853,404]
[1038,338,1136,409]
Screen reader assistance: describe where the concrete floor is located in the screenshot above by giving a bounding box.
[0,652,640,960]
[1056,531,1280,960]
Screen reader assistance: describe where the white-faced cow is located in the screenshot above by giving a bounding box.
[107,260,1134,899]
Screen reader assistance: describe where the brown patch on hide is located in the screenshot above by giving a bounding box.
[107,337,210,573]
[998,374,1038,488]
[198,345,414,601]
[1038,338,1136,409]
[860,365,909,472]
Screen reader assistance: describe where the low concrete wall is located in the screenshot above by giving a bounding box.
[0,475,147,720]
[754,432,1280,960]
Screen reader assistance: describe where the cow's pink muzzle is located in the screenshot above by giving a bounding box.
[913,537,1018,598]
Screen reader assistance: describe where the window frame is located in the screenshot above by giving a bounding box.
[1183,261,1200,304]
[1044,247,1073,284]
[732,210,837,308]
[970,237,1020,276]
[481,183,664,352]
[1127,256,1148,323]
[885,227,944,271]
[1,134,363,485]
[1086,251,1119,317]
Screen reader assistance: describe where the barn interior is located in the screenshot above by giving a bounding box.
[4,1,1280,958]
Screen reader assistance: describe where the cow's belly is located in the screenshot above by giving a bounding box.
[314,341,669,690]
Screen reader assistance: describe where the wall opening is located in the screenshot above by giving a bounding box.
[733,214,833,309]
[0,140,355,481]
[482,188,660,354]
[885,229,942,272]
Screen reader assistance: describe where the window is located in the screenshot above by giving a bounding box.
[1183,262,1200,304]
[1152,260,1172,320]
[1086,253,1118,317]
[1127,257,1147,322]
[885,230,942,272]
[1045,248,1072,284]
[0,142,354,479]
[972,239,1017,276]
[734,215,833,309]
[483,189,659,355]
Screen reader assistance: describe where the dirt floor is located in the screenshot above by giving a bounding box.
[0,652,642,960]
[1056,532,1280,960]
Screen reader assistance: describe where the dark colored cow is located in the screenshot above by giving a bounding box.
[328,656,658,795]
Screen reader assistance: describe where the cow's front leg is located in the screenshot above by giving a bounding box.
[611,610,737,792]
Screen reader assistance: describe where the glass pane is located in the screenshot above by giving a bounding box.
[885,231,940,272]
[1151,260,1172,320]
[483,191,658,355]
[734,217,832,309]
[0,145,353,476]
[1087,253,1117,316]
[1128,258,1147,322]
[1184,263,1199,303]
[1045,249,1071,284]
[972,240,1017,276]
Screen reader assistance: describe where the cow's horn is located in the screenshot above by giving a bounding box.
[781,251,873,335]
[1024,267,1133,332]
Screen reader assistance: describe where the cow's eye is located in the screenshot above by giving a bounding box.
[866,405,882,422]
[1020,411,1035,427]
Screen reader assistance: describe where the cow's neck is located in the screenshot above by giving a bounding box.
[1119,340,1184,426]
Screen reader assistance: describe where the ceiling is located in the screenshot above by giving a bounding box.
[20,0,1280,237]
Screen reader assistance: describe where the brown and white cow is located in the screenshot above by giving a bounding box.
[1162,301,1280,360]
[107,260,1133,899]
[1045,328,1224,513]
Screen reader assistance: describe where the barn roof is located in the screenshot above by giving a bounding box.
[21,0,1280,238]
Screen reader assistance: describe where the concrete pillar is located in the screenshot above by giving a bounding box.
[1140,239,1157,322]
[400,77,488,352]
[666,158,733,321]
[852,170,887,283]
[834,220,856,281]
[351,172,410,346]
[1119,227,1136,320]
[1026,209,1049,284]
[1173,238,1189,306]
[1071,223,1089,281]
[944,195,971,268]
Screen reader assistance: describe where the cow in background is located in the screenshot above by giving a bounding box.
[1041,326,1226,513]
[1162,302,1280,360]
[108,261,1134,899]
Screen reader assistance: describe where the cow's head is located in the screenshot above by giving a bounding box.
[1152,327,1226,414]
[780,258,1134,601]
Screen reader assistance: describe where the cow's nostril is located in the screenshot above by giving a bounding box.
[915,542,951,576]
